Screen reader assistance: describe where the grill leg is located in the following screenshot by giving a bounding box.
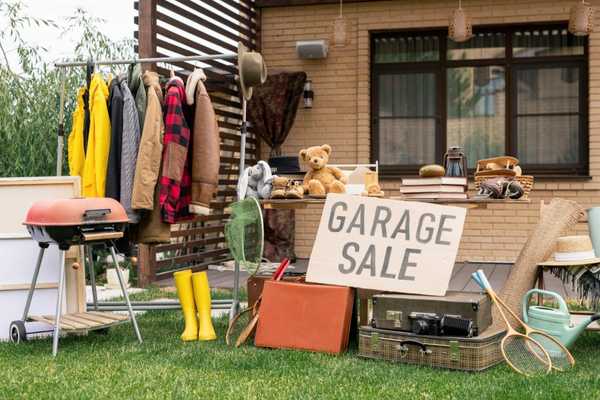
[22,244,48,321]
[109,246,142,344]
[52,248,66,357]
[86,245,98,311]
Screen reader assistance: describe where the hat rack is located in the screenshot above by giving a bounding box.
[54,51,248,320]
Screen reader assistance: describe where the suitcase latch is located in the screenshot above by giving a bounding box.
[386,310,402,328]
[370,332,379,352]
[449,340,460,362]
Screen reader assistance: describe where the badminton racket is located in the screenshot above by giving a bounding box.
[474,270,574,372]
[226,258,290,347]
[471,271,551,376]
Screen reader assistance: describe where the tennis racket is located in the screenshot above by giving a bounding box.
[226,258,290,347]
[471,271,552,376]
[474,270,574,372]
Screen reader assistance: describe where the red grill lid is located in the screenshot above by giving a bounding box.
[24,197,129,226]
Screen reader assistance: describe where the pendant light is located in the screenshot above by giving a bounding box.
[449,0,473,43]
[569,1,594,36]
[333,0,348,47]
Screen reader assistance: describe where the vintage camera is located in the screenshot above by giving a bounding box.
[409,312,474,337]
[409,312,442,336]
[441,315,474,337]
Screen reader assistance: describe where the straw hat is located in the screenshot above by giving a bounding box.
[539,235,600,266]
[237,42,267,101]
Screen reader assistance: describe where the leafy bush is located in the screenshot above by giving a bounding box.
[0,1,133,177]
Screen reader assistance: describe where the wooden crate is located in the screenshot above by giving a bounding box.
[0,177,85,340]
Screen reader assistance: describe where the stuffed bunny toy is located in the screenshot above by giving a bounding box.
[237,161,276,200]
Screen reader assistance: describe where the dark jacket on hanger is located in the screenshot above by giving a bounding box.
[158,78,192,223]
[106,77,124,200]
[128,64,147,130]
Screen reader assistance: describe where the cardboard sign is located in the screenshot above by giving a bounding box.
[306,194,466,296]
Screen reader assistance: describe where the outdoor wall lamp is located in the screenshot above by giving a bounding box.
[303,80,314,109]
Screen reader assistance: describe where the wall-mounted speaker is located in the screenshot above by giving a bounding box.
[296,40,328,59]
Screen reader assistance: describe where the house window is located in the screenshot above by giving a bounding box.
[371,25,588,177]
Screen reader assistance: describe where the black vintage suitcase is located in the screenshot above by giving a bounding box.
[372,291,491,336]
[358,326,505,372]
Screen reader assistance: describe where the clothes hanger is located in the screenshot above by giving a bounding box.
[85,59,94,88]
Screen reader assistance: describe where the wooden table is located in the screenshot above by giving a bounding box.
[261,196,530,325]
[262,197,530,210]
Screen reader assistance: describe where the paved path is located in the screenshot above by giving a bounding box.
[154,260,575,299]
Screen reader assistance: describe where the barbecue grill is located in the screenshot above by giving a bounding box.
[11,197,143,356]
[24,197,129,247]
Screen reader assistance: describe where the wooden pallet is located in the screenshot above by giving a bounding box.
[29,312,129,333]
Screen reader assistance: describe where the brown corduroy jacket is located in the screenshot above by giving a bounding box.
[132,71,164,210]
[187,72,220,214]
[131,71,170,244]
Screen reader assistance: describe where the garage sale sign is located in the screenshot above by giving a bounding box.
[306,194,466,296]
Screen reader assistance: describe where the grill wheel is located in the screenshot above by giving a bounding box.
[9,320,27,344]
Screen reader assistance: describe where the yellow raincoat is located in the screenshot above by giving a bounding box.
[82,74,111,197]
[67,87,86,177]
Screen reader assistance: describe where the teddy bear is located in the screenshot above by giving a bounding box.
[299,144,347,197]
[237,160,275,200]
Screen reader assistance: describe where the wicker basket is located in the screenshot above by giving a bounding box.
[474,175,534,199]
[358,326,506,372]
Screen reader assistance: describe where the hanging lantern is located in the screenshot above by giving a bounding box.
[449,0,473,43]
[332,0,349,47]
[569,1,594,36]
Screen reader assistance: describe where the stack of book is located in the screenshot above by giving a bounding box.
[400,176,468,200]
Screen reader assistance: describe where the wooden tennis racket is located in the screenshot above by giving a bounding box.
[474,270,574,371]
[226,258,290,347]
[471,271,552,376]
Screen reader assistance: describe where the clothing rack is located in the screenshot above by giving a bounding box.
[54,52,244,319]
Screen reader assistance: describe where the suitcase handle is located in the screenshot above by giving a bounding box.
[396,340,432,357]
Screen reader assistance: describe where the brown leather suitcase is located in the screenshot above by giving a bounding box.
[247,273,305,308]
[254,281,354,354]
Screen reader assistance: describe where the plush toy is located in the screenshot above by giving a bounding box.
[237,160,275,200]
[299,144,347,197]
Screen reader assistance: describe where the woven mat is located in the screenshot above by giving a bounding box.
[493,198,584,330]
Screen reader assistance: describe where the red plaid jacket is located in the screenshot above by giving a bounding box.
[159,78,193,223]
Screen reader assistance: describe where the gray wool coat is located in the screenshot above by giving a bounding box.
[120,79,141,223]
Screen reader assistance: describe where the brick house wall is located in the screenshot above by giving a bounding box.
[258,0,600,261]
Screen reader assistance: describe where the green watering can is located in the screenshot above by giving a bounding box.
[522,289,600,348]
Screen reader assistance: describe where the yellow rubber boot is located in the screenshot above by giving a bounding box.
[173,269,198,341]
[191,271,217,341]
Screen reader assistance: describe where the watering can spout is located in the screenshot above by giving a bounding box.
[565,313,600,347]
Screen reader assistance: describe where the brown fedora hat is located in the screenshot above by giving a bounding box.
[238,42,267,101]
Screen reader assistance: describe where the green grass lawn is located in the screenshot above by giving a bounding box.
[1,293,599,400]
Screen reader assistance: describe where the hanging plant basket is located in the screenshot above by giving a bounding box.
[569,1,595,36]
[449,7,473,43]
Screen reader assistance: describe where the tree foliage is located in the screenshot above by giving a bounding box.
[0,0,133,177]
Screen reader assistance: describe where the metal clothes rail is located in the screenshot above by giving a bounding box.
[53,52,245,319]
[54,53,237,68]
